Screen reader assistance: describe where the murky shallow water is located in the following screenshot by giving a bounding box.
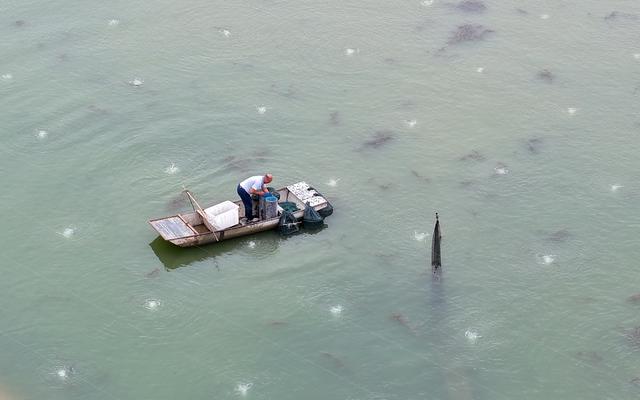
[1,0,640,399]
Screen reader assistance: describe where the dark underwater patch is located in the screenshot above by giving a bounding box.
[447,24,494,45]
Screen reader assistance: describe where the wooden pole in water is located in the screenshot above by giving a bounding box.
[431,213,441,273]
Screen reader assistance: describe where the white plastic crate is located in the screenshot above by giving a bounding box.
[204,201,239,230]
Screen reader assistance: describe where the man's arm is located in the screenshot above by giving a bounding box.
[250,185,269,195]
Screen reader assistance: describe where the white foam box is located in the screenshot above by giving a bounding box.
[204,201,240,230]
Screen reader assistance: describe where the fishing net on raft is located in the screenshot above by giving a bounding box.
[278,201,299,213]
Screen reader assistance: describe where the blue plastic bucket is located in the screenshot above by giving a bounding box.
[264,195,278,219]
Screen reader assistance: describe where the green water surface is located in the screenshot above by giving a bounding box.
[1,0,640,399]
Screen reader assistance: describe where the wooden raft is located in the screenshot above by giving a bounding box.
[149,216,196,240]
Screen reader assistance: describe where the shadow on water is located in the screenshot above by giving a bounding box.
[149,236,229,270]
[426,258,480,399]
[149,223,328,270]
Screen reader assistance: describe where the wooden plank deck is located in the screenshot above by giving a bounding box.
[150,217,197,240]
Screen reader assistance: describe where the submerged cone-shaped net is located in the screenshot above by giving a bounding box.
[431,213,441,271]
[303,202,324,229]
[278,210,299,235]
